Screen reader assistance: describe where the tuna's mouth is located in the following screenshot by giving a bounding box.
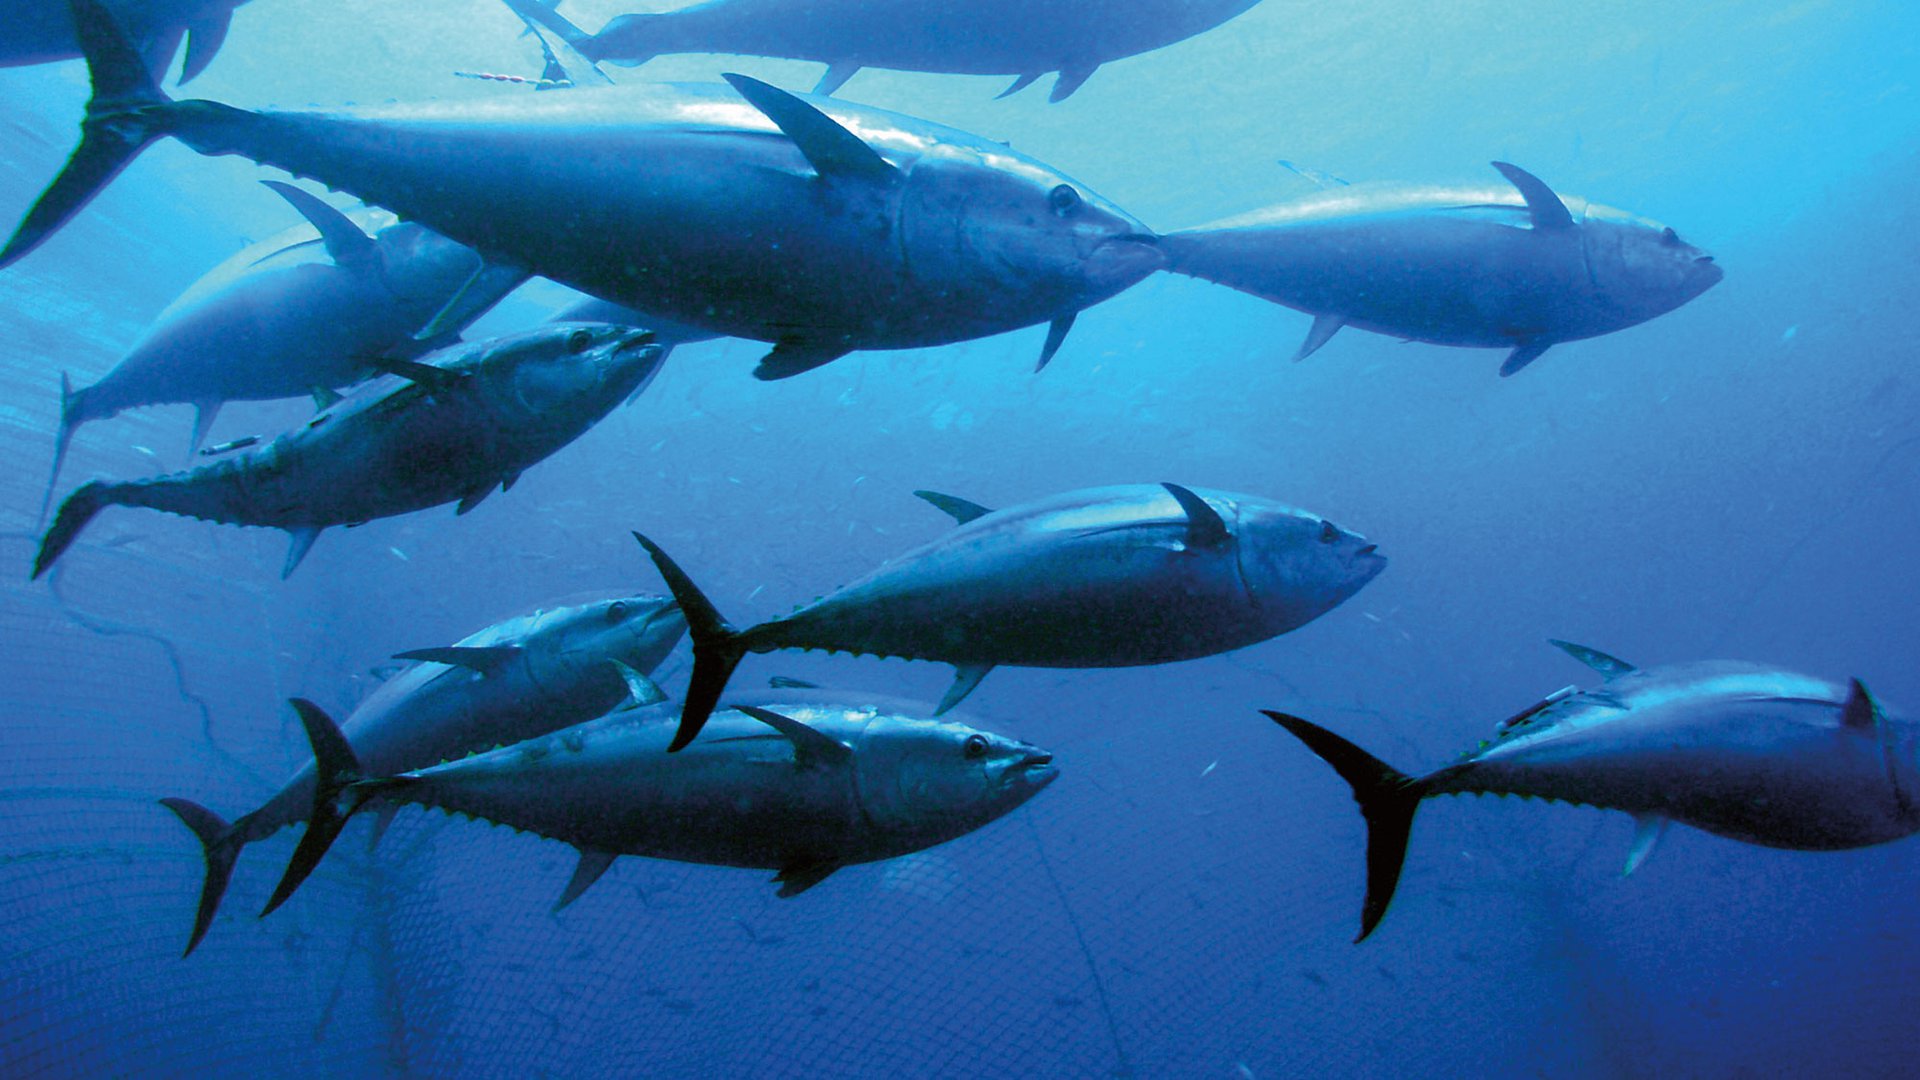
[1357,544,1378,557]
[1012,752,1058,787]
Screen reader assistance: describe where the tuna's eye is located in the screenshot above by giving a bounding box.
[963,734,988,760]
[1319,521,1340,544]
[1048,184,1081,216]
[567,329,595,354]
[605,601,629,623]
[1661,227,1680,246]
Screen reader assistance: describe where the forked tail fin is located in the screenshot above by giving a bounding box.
[1,0,177,268]
[1261,710,1427,942]
[630,531,745,752]
[261,699,371,917]
[157,798,242,957]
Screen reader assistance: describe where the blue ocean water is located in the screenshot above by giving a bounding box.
[0,0,1916,1075]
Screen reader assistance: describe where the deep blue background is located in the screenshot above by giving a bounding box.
[1,1,1917,1075]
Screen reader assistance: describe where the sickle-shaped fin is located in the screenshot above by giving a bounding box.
[1499,340,1552,377]
[1490,162,1574,231]
[259,182,374,269]
[769,675,820,689]
[1161,482,1230,550]
[392,645,522,675]
[773,862,839,898]
[282,527,323,579]
[1623,813,1668,876]
[309,386,342,412]
[1294,313,1344,361]
[553,849,618,911]
[263,698,366,917]
[178,9,235,83]
[754,339,852,381]
[734,705,853,770]
[157,797,240,957]
[1547,639,1637,679]
[913,490,993,526]
[455,488,492,516]
[936,664,994,715]
[1036,314,1076,372]
[414,262,532,343]
[813,62,860,96]
[721,73,898,185]
[632,532,746,752]
[1278,160,1350,189]
[610,659,668,707]
[997,73,1043,99]
[364,802,399,854]
[1049,65,1098,102]
[1841,678,1880,731]
[189,400,223,455]
[367,357,465,391]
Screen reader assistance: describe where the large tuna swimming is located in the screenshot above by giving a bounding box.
[159,593,686,955]
[1266,640,1920,941]
[35,323,663,579]
[3,0,249,81]
[264,690,1059,914]
[1162,162,1722,375]
[507,0,1264,102]
[45,184,522,520]
[637,482,1387,751]
[3,0,1163,380]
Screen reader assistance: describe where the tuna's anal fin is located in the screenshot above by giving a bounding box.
[1050,65,1098,103]
[1548,639,1637,679]
[189,399,223,455]
[1499,340,1552,377]
[1623,812,1668,876]
[813,62,860,97]
[1036,314,1075,372]
[282,527,323,579]
[721,73,898,185]
[1490,161,1574,231]
[392,644,523,675]
[259,181,375,269]
[773,862,838,898]
[936,664,994,715]
[1294,313,1344,361]
[734,706,853,770]
[1161,482,1230,550]
[997,73,1043,99]
[553,849,618,911]
[610,659,668,707]
[913,490,994,526]
[178,8,235,83]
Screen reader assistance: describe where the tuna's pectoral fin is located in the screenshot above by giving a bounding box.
[936,664,994,716]
[772,862,839,898]
[1547,639,1637,679]
[1278,161,1351,189]
[1262,710,1426,943]
[392,644,523,675]
[610,659,668,708]
[1499,340,1552,377]
[263,699,367,917]
[309,386,342,412]
[997,73,1043,99]
[189,400,223,455]
[366,357,464,391]
[137,27,185,83]
[735,706,853,770]
[1490,162,1574,231]
[1036,314,1076,372]
[754,339,851,381]
[158,797,240,958]
[1049,65,1099,103]
[1623,813,1668,876]
[913,490,994,526]
[414,262,531,343]
[721,73,898,185]
[282,527,323,579]
[1161,482,1230,550]
[1294,314,1344,361]
[553,849,618,912]
[813,62,860,97]
[178,9,234,83]
[632,532,745,752]
[260,181,375,270]
[769,675,820,689]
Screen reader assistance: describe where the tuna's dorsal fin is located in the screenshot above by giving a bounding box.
[1161,482,1230,550]
[914,490,994,526]
[1842,678,1880,731]
[1036,313,1075,372]
[178,8,235,84]
[1295,313,1344,361]
[733,705,853,770]
[1278,160,1351,189]
[611,659,668,707]
[553,849,618,911]
[936,663,994,715]
[414,262,531,342]
[282,527,322,579]
[1623,813,1668,876]
[393,644,522,675]
[1548,639,1637,679]
[722,73,898,185]
[260,181,376,269]
[1490,162,1574,231]
[773,862,838,898]
[367,356,465,391]
[1499,340,1552,377]
[813,62,860,97]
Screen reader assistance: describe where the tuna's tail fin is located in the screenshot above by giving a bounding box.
[1261,710,1427,942]
[631,531,745,752]
[40,373,88,527]
[35,479,118,579]
[157,798,243,957]
[262,699,373,917]
[0,0,176,268]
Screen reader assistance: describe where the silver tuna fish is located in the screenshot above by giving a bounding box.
[1266,640,1920,941]
[159,593,687,956]
[1163,162,1723,376]
[35,324,664,579]
[638,482,1387,751]
[4,0,1164,380]
[263,690,1058,915]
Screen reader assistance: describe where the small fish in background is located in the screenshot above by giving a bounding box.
[263,692,1058,915]
[504,0,1264,102]
[1266,640,1920,941]
[159,594,685,956]
[35,325,664,580]
[1162,161,1722,376]
[1,0,251,82]
[635,482,1385,751]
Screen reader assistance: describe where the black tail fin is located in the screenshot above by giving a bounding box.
[40,373,86,527]
[157,798,242,957]
[261,699,368,917]
[1262,710,1427,942]
[0,0,176,268]
[630,531,745,752]
[35,479,117,579]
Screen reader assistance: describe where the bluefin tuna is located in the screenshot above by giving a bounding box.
[1162,162,1722,375]
[507,0,1264,102]
[637,482,1387,751]
[159,593,687,955]
[1266,640,1920,941]
[263,690,1058,914]
[35,324,664,579]
[45,183,523,520]
[3,0,1163,380]
[3,0,249,82]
